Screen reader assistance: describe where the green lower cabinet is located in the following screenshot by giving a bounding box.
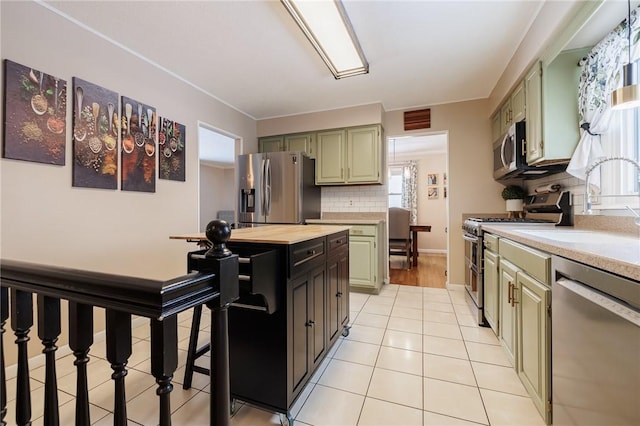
[349,235,377,290]
[499,258,519,368]
[516,271,551,424]
[483,249,500,334]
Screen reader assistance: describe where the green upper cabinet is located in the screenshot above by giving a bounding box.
[511,82,526,123]
[285,133,316,159]
[491,112,502,143]
[316,125,382,185]
[525,62,543,164]
[316,129,347,184]
[346,126,380,184]
[259,136,284,153]
[499,81,526,136]
[259,132,316,158]
[525,48,590,165]
[500,100,512,135]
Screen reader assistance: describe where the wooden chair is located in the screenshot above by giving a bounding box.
[388,207,412,269]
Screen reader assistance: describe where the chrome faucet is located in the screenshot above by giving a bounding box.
[583,156,640,215]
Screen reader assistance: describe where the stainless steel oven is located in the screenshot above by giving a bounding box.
[462,228,483,324]
[461,191,572,326]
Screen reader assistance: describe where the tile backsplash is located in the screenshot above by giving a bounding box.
[321,185,388,213]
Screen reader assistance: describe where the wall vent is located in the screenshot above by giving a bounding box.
[404,108,431,131]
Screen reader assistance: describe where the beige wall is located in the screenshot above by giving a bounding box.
[1,1,256,363]
[391,152,448,253]
[257,103,384,136]
[199,165,236,231]
[385,101,505,285]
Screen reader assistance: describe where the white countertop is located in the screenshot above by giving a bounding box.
[480,224,640,281]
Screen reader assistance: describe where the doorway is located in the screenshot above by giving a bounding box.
[387,133,449,287]
[198,122,240,231]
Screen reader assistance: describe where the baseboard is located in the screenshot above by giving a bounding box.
[420,249,447,255]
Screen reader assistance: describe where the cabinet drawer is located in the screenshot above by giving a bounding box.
[289,237,326,277]
[328,231,349,252]
[484,233,499,252]
[349,225,376,237]
[499,238,550,285]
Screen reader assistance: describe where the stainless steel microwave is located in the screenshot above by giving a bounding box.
[493,121,565,181]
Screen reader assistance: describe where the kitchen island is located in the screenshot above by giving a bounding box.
[171,224,350,425]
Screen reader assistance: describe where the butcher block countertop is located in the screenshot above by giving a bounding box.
[170,224,351,245]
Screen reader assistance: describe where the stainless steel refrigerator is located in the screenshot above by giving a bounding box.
[238,152,321,225]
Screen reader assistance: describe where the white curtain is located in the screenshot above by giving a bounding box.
[400,161,418,224]
[567,5,639,189]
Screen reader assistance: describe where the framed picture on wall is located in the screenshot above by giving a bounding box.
[428,186,439,199]
[443,172,447,186]
[427,173,438,186]
[2,59,67,165]
[444,187,447,198]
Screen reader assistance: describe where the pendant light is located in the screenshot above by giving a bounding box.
[611,0,640,110]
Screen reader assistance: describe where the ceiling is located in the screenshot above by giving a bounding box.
[45,0,554,120]
[41,0,634,165]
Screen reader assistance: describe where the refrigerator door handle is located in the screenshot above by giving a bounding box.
[260,158,267,216]
[264,158,271,216]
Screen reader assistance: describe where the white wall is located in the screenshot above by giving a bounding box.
[0,1,256,281]
[199,165,236,230]
[391,152,448,253]
[385,101,505,285]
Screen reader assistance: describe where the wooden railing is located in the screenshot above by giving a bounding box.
[0,221,238,426]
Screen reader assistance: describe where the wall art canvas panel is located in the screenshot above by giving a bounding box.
[72,77,119,189]
[158,117,185,181]
[120,96,156,192]
[2,60,67,165]
[427,173,438,186]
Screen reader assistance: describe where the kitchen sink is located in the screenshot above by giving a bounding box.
[516,229,638,244]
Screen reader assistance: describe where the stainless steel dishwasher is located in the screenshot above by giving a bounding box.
[552,255,640,426]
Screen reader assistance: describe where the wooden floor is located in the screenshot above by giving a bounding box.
[389,253,447,288]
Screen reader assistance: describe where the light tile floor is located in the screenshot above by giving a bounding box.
[4,284,545,425]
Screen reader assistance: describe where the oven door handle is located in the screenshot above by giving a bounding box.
[462,234,479,243]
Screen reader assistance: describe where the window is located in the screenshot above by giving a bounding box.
[388,166,404,207]
[600,107,640,208]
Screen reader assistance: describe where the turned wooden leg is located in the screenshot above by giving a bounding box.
[11,289,33,426]
[37,295,61,426]
[151,317,178,426]
[1,286,8,426]
[69,302,93,426]
[106,310,132,426]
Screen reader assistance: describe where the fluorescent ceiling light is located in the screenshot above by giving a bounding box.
[282,0,369,79]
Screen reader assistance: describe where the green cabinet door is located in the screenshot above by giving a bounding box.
[499,258,519,368]
[259,136,284,152]
[525,62,543,164]
[285,133,316,158]
[349,235,376,289]
[516,271,551,424]
[346,126,381,184]
[511,82,526,123]
[491,112,502,142]
[500,100,512,135]
[316,130,346,184]
[483,249,500,334]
